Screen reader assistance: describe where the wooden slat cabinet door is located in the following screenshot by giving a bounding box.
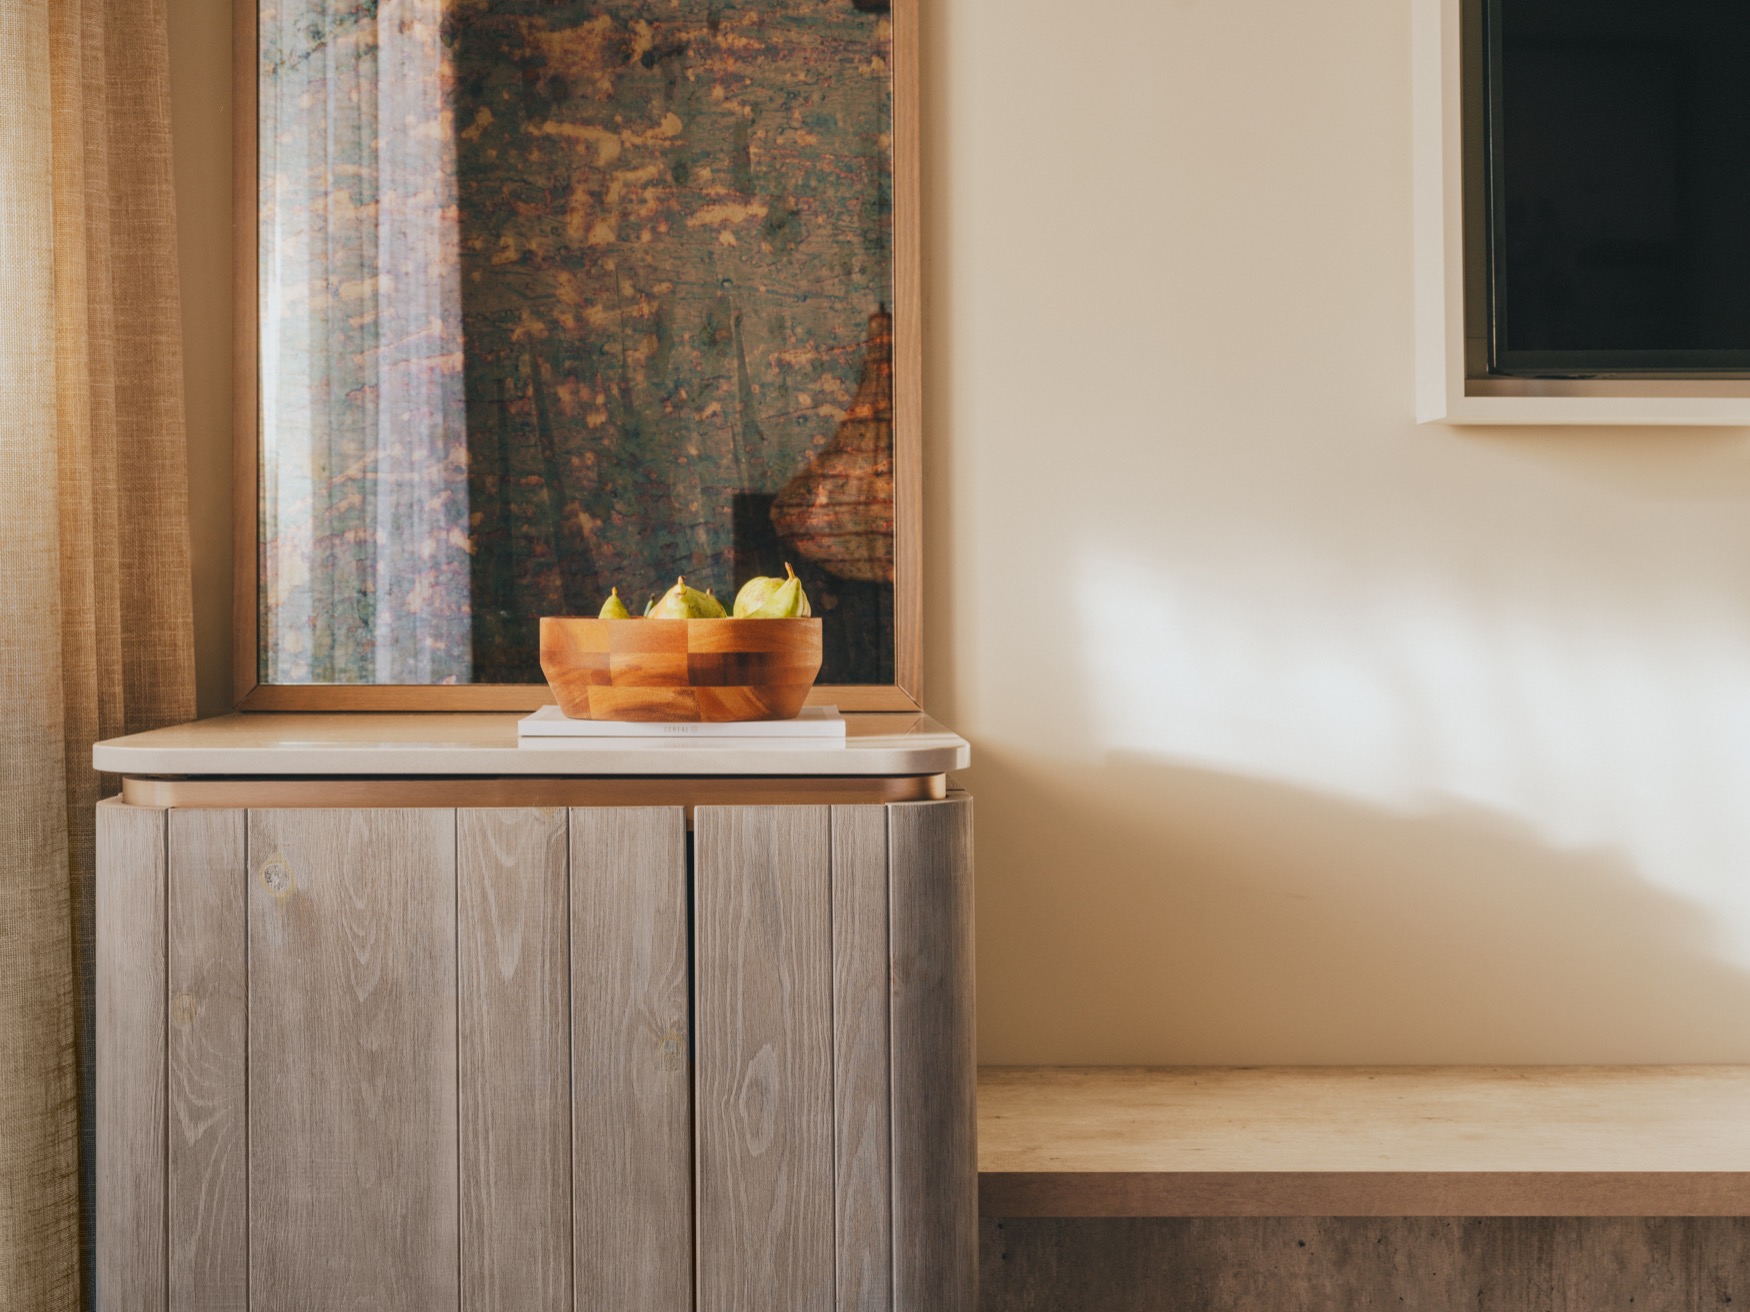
[111,805,596,1312]
[106,802,694,1312]
[100,793,973,1312]
[693,796,976,1312]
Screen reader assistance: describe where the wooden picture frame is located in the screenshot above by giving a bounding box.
[232,0,922,712]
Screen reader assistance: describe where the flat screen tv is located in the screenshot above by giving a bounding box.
[1484,0,1750,376]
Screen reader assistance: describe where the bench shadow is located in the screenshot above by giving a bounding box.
[969,747,1750,1065]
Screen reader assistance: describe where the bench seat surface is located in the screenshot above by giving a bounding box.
[977,1066,1750,1216]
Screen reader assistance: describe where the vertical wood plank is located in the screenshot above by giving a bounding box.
[889,796,976,1312]
[570,807,691,1310]
[832,805,893,1311]
[458,809,570,1312]
[247,809,458,1312]
[694,805,835,1311]
[97,799,168,1312]
[167,808,247,1311]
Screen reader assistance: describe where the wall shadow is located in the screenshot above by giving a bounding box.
[969,747,1750,1064]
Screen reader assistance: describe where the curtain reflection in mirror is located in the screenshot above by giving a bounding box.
[260,0,471,683]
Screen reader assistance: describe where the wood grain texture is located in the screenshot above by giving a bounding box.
[831,805,892,1311]
[889,0,922,708]
[568,807,693,1311]
[96,800,168,1312]
[247,809,459,1312]
[977,1065,1750,1216]
[540,616,822,722]
[888,796,976,1312]
[457,809,570,1311]
[231,0,258,706]
[981,1217,1750,1312]
[166,809,247,1309]
[694,805,835,1311]
[979,1171,1750,1219]
[122,775,946,812]
[812,685,921,713]
[234,681,921,713]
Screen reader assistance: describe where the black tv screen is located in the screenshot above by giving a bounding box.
[1485,0,1750,375]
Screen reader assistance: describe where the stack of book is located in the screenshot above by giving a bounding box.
[517,704,846,748]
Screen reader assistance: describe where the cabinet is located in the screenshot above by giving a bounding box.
[94,715,973,1311]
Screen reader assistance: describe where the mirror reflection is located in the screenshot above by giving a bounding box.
[258,0,897,686]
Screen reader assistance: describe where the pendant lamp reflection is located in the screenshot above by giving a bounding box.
[770,308,895,584]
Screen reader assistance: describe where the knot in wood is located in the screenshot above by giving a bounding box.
[260,860,293,895]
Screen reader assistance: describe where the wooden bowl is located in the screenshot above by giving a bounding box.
[539,617,823,722]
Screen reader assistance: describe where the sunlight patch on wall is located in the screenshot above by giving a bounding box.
[1077,549,1750,953]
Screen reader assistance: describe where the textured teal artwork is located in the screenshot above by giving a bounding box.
[259,0,896,686]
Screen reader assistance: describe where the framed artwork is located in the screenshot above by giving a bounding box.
[234,0,921,710]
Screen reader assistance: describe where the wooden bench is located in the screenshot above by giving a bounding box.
[977,1066,1750,1217]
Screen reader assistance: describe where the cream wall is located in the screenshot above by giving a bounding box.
[170,0,1750,1063]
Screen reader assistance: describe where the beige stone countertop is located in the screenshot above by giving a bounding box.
[93,712,970,778]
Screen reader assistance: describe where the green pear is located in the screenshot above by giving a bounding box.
[733,562,811,618]
[786,562,812,618]
[746,573,804,618]
[732,574,781,617]
[598,588,631,620]
[648,578,691,619]
[649,576,724,619]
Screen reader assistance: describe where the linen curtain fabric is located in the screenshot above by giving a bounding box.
[0,0,195,1304]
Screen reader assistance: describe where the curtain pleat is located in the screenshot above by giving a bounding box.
[1,0,196,1303]
[0,0,82,1305]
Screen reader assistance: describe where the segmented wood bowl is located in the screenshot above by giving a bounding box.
[539,617,823,721]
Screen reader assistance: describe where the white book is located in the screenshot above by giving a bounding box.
[518,704,846,742]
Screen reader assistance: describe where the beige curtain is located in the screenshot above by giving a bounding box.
[0,0,195,1304]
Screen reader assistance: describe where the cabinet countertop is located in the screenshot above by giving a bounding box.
[94,712,970,778]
